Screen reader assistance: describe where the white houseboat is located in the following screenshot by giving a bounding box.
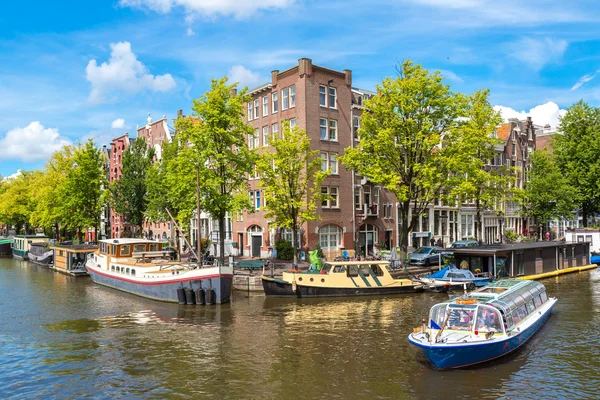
[12,235,49,260]
[85,239,233,304]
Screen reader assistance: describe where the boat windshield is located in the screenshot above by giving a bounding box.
[474,305,503,334]
[430,304,477,331]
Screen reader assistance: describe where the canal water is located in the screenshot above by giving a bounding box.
[1,258,598,399]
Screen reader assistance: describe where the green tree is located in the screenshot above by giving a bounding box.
[0,171,39,234]
[175,77,255,264]
[341,60,465,261]
[445,89,512,242]
[30,145,77,236]
[522,149,579,225]
[62,140,107,241]
[111,137,153,237]
[256,122,328,264]
[554,100,600,226]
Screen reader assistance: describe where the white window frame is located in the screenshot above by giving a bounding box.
[319,224,342,251]
[353,116,360,139]
[254,99,259,119]
[320,118,328,140]
[321,186,339,208]
[329,120,337,141]
[262,96,268,117]
[248,133,254,149]
[319,85,326,107]
[282,87,289,110]
[328,87,337,109]
[254,128,260,149]
[290,85,296,108]
[272,123,278,139]
[247,102,253,120]
[330,153,338,175]
[262,126,269,147]
[290,118,296,129]
[320,152,328,172]
[272,92,278,113]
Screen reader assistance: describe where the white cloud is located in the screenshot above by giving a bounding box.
[571,71,600,91]
[186,27,195,36]
[227,65,265,89]
[510,37,568,71]
[438,70,464,84]
[0,122,72,162]
[86,41,176,104]
[119,0,295,19]
[111,118,126,129]
[2,170,23,182]
[494,102,567,128]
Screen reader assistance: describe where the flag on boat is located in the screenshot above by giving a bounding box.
[430,319,442,330]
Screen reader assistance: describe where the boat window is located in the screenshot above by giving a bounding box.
[131,269,136,276]
[533,295,542,308]
[430,304,448,327]
[111,265,115,271]
[121,245,131,256]
[116,267,120,273]
[333,266,346,273]
[111,245,116,256]
[475,306,503,333]
[447,308,475,331]
[512,304,528,324]
[321,264,332,274]
[540,291,548,303]
[526,300,536,314]
[149,243,159,252]
[134,244,146,253]
[347,265,359,277]
[447,272,462,279]
[371,264,384,277]
[359,265,371,276]
[126,268,130,274]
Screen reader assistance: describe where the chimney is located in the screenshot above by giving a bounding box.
[344,69,352,87]
[177,109,183,118]
[298,58,313,77]
[230,88,237,97]
[271,70,279,86]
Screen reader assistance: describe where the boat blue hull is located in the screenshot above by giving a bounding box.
[410,302,555,369]
[87,268,232,304]
[591,254,600,265]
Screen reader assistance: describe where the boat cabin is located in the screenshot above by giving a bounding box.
[53,244,97,276]
[12,235,49,259]
[449,241,590,278]
[429,280,550,335]
[565,229,600,253]
[98,239,165,259]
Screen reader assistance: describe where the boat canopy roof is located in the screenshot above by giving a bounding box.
[98,238,161,245]
[324,260,391,266]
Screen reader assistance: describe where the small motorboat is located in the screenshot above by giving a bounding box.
[408,279,557,369]
[413,265,490,290]
[590,252,600,265]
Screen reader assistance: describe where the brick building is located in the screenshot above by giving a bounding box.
[109,133,131,238]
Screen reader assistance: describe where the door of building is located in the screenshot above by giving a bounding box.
[251,235,261,257]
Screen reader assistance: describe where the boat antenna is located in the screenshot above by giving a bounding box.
[165,208,198,262]
[463,282,468,296]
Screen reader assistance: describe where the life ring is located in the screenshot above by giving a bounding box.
[456,298,477,305]
[289,269,302,273]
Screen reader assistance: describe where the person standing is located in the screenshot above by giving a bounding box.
[545,231,550,241]
[430,237,435,246]
[436,238,442,247]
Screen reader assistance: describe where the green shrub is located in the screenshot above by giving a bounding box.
[275,239,294,260]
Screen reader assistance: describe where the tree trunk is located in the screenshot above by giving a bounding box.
[476,198,482,243]
[398,201,412,269]
[219,215,225,266]
[139,224,143,238]
[292,224,298,266]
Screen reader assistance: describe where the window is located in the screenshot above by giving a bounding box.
[254,128,260,148]
[262,96,268,116]
[330,153,338,174]
[328,87,337,109]
[321,152,328,172]
[321,186,339,208]
[272,123,278,139]
[126,268,130,275]
[131,269,136,276]
[355,187,361,210]
[290,85,296,107]
[319,224,342,250]
[282,87,289,110]
[248,133,254,149]
[134,244,146,253]
[290,118,296,128]
[121,245,131,256]
[320,118,327,140]
[353,116,360,139]
[319,85,326,106]
[247,102,253,120]
[149,243,158,251]
[254,99,259,118]
[262,126,269,147]
[255,191,261,210]
[281,228,301,249]
[329,120,337,141]
[272,92,278,113]
[512,142,516,156]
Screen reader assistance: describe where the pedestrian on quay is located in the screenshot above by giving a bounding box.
[430,237,435,247]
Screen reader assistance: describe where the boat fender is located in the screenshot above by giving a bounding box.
[196,288,206,305]
[205,288,215,305]
[176,287,186,304]
[289,269,302,273]
[292,280,297,293]
[185,288,196,305]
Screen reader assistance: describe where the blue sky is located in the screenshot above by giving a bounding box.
[1,0,600,177]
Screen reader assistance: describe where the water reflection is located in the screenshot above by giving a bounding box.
[1,257,599,399]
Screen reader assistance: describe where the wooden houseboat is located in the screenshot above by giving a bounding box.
[449,241,590,278]
[52,244,96,276]
[85,239,233,304]
[408,280,556,369]
[11,235,49,260]
[262,260,447,298]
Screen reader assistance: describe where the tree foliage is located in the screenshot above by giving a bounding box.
[341,60,466,259]
[445,89,512,241]
[554,100,600,226]
[111,137,153,237]
[175,77,256,262]
[62,140,107,239]
[256,122,328,263]
[522,149,579,224]
[0,171,38,234]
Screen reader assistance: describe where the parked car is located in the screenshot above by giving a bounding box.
[409,246,450,267]
[449,240,480,248]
